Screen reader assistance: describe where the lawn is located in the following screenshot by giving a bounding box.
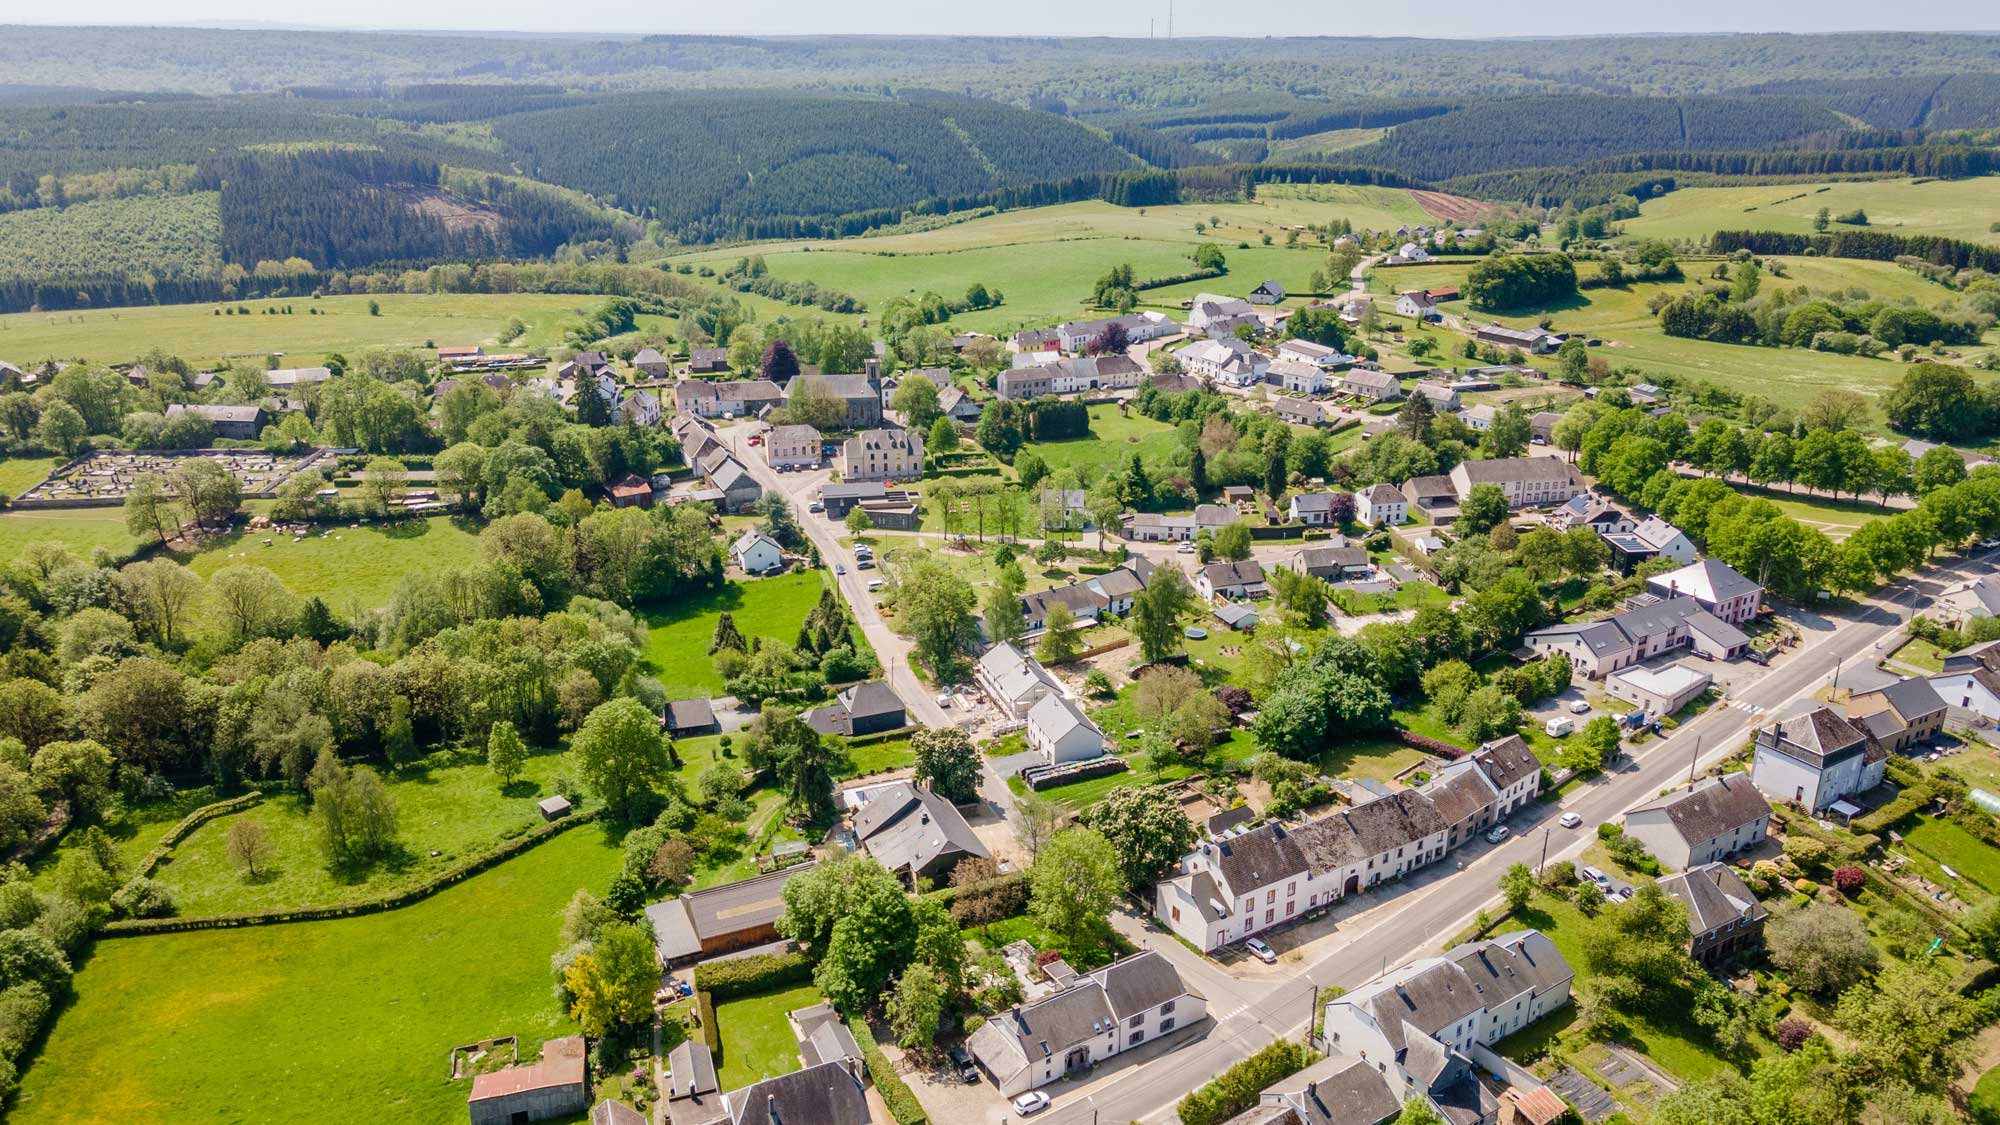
[1015,403,1184,477]
[15,824,622,1124]
[1316,736,1428,784]
[641,571,828,700]
[1366,256,1987,418]
[1972,1062,2000,1125]
[176,514,485,611]
[0,292,624,368]
[0,504,147,566]
[149,748,588,917]
[962,912,1136,971]
[1615,177,2000,247]
[1893,637,1949,674]
[712,983,822,1091]
[0,454,59,497]
[1902,812,2000,896]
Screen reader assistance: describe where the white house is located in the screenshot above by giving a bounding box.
[1627,517,1698,564]
[1932,640,2000,723]
[1180,338,1270,387]
[1188,294,1255,330]
[974,643,1065,720]
[1750,706,1886,815]
[1249,280,1286,305]
[1395,290,1438,319]
[1054,311,1175,353]
[1026,693,1106,765]
[967,951,1203,1096]
[1268,358,1331,394]
[1448,457,1583,508]
[1623,773,1771,870]
[1394,242,1431,263]
[1287,492,1346,526]
[1412,382,1460,411]
[1523,595,1750,679]
[1458,404,1497,431]
[1355,483,1408,527]
[729,530,784,575]
[1647,559,1763,625]
[1197,560,1268,602]
[1277,339,1343,369]
[1337,368,1403,402]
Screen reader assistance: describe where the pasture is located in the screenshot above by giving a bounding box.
[1015,403,1186,477]
[0,292,624,368]
[0,504,146,566]
[641,570,828,700]
[176,513,485,612]
[13,825,620,1125]
[1616,176,2000,246]
[1368,256,1993,417]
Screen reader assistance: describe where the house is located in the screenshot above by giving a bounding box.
[1394,241,1430,262]
[851,781,989,885]
[1473,734,1545,819]
[696,449,763,513]
[1055,311,1176,353]
[764,424,822,471]
[1249,279,1286,305]
[1647,559,1762,624]
[1189,294,1256,330]
[1901,438,1992,469]
[266,366,334,389]
[1337,369,1402,402]
[968,951,1204,1097]
[1931,640,2000,722]
[937,384,982,422]
[1287,545,1371,582]
[1608,664,1712,717]
[729,529,785,575]
[607,473,654,509]
[1001,354,1144,398]
[852,497,921,531]
[632,347,670,378]
[1151,370,1204,395]
[1475,324,1558,354]
[1448,458,1583,508]
[1658,863,1768,968]
[1273,397,1328,427]
[806,681,908,738]
[1287,491,1347,526]
[1269,358,1331,394]
[1356,483,1408,527]
[1938,575,2000,625]
[1320,930,1572,1117]
[1550,494,1632,536]
[1124,504,1236,542]
[1419,758,1505,850]
[1026,692,1106,765]
[1847,677,1947,756]
[1278,339,1343,369]
[1012,326,1062,354]
[995,365,1055,400]
[1181,338,1270,387]
[674,379,784,419]
[1020,581,1110,633]
[787,371,882,428]
[1624,773,1771,870]
[1412,382,1460,411]
[1523,595,1749,678]
[719,1061,870,1125]
[664,698,720,738]
[468,1036,589,1125]
[616,389,662,427]
[1614,516,1696,567]
[687,347,731,374]
[1751,706,1886,815]
[1395,290,1439,319]
[1401,475,1458,514]
[838,427,923,483]
[975,643,1065,720]
[645,862,818,965]
[1530,411,1563,443]
[1037,488,1090,533]
[662,1041,724,1125]
[1228,1053,1404,1125]
[165,402,265,440]
[1458,404,1497,431]
[1198,560,1268,602]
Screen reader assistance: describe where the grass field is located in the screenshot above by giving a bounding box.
[1903,812,2000,896]
[15,824,621,1124]
[0,504,147,566]
[1266,129,1392,161]
[177,514,485,612]
[0,292,627,368]
[641,571,828,700]
[1369,255,1991,417]
[1617,177,2000,246]
[713,983,822,1091]
[1016,403,1185,477]
[0,455,59,497]
[151,748,585,917]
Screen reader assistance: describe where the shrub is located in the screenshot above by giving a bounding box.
[848,1012,926,1125]
[110,876,175,919]
[1539,861,1576,889]
[1177,1039,1315,1125]
[695,989,719,1053]
[1832,866,1865,895]
[693,950,813,1000]
[1774,1017,1813,1051]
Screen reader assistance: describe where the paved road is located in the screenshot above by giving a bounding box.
[1043,552,1994,1124]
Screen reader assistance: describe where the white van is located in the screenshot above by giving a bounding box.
[866,579,886,593]
[1544,717,1575,738]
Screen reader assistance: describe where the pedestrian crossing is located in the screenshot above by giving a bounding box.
[1729,700,1765,715]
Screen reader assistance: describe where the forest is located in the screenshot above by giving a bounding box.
[1731,74,2000,131]
[1444,144,1998,209]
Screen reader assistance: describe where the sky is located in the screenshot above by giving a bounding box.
[11,0,1997,38]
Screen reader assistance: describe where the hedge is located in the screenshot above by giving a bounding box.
[1393,729,1467,760]
[1852,784,1932,835]
[696,990,721,1055]
[101,806,605,935]
[847,1012,926,1125]
[134,791,264,878]
[694,951,813,1000]
[1177,1039,1316,1125]
[921,871,1029,910]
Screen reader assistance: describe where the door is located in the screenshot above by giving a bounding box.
[1344,874,1360,896]
[1065,1046,1091,1073]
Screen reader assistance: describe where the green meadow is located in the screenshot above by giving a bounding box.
[641,570,829,701]
[176,514,485,612]
[1616,176,2000,246]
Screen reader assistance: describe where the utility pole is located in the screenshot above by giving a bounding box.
[1538,828,1550,874]
[1687,731,1702,784]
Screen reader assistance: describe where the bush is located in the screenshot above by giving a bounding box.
[1832,866,1865,895]
[693,950,813,1000]
[110,876,175,919]
[848,1012,926,1125]
[695,989,720,1054]
[1177,1039,1315,1125]
[1774,1017,1813,1051]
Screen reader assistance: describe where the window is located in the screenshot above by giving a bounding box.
[1286,901,1295,917]
[1265,908,1274,924]
[1130,1014,1143,1028]
[1170,906,1181,923]
[1160,1018,1175,1033]
[1287,881,1296,897]
[1161,999,1176,1016]
[1266,889,1276,905]
[1129,1030,1144,1046]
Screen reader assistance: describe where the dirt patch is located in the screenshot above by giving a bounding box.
[397,186,503,234]
[1407,189,1493,224]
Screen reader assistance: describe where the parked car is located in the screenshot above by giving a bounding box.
[1559,812,1584,830]
[856,559,875,570]
[834,564,846,575]
[807,501,824,513]
[867,579,886,592]
[948,1045,980,1085]
[1982,538,2000,550]
[1582,865,1610,887]
[1485,825,1511,844]
[1012,1092,1051,1116]
[1245,937,1277,964]
[747,435,762,445]
[1568,699,1591,714]
[1177,542,1195,553]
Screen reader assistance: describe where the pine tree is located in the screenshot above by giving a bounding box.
[710,612,747,654]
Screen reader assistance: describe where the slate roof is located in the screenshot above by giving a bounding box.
[1203,823,1311,895]
[1453,457,1580,486]
[1657,863,1767,939]
[1473,735,1541,791]
[1419,762,1501,827]
[1289,790,1449,868]
[1765,706,1867,768]
[721,1060,869,1125]
[851,782,988,877]
[1361,961,1486,1053]
[1290,492,1339,514]
[665,698,718,733]
[1360,483,1403,504]
[665,1041,719,1099]
[1861,676,1947,724]
[969,951,1193,1091]
[1627,773,1771,845]
[1650,558,1760,606]
[792,1003,863,1068]
[1098,950,1188,1018]
[1201,560,1267,589]
[1401,475,1457,501]
[1254,1054,1404,1125]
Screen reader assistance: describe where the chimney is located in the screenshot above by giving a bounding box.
[766,1093,777,1124]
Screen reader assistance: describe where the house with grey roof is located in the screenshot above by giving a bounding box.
[1623,773,1771,870]
[1658,863,1768,968]
[663,1040,724,1125]
[1337,368,1402,402]
[729,529,784,575]
[664,698,720,738]
[764,424,822,471]
[675,379,784,419]
[1845,676,1946,755]
[1356,483,1407,527]
[805,681,907,738]
[631,347,670,378]
[1750,705,1886,817]
[719,1060,869,1125]
[1522,595,1749,679]
[1198,560,1268,602]
[1224,1053,1404,1125]
[974,642,1065,719]
[850,781,989,886]
[166,402,265,440]
[967,950,1204,1096]
[837,426,922,483]
[1286,491,1347,526]
[644,862,818,965]
[1027,692,1105,765]
[1447,457,1582,508]
[1284,544,1370,582]
[1647,558,1762,625]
